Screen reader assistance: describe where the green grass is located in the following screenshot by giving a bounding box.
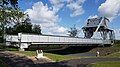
[89,61,120,67]
[44,53,79,61]
[0,60,9,67]
[112,46,120,50]
[115,44,120,47]
[5,48,18,51]
[106,52,120,58]
[96,52,120,58]
[12,51,36,56]
[44,53,94,61]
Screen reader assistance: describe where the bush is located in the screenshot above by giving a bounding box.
[114,40,120,44]
[0,37,4,43]
[114,40,120,47]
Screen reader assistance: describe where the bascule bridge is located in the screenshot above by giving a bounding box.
[5,17,115,51]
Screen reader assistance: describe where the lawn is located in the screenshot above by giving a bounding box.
[105,52,120,58]
[89,61,120,67]
[112,45,120,50]
[44,53,94,61]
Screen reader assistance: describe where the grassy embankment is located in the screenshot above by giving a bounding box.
[89,61,120,67]
[89,40,120,67]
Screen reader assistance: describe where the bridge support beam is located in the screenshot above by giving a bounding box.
[19,47,25,51]
[18,43,30,51]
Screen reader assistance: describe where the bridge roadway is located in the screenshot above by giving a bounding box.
[5,33,112,50]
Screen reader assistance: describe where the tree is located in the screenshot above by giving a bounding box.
[12,16,32,34]
[6,27,13,34]
[33,24,42,34]
[0,0,42,36]
[0,0,18,9]
[5,16,42,35]
[0,0,25,43]
[68,25,79,37]
[0,0,24,36]
[0,6,24,36]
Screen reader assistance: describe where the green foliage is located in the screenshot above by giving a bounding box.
[0,6,24,23]
[0,43,4,48]
[68,25,79,37]
[0,37,3,43]
[32,24,42,34]
[0,1,42,35]
[89,61,120,67]
[0,6,24,35]
[0,0,18,9]
[2,15,42,35]
[11,18,33,34]
[114,40,120,47]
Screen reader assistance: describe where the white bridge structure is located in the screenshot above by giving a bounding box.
[5,17,115,51]
[5,33,112,51]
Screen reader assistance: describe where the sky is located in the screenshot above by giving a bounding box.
[18,0,120,39]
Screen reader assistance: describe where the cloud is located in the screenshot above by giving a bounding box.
[98,0,120,21]
[25,2,59,28]
[25,1,86,35]
[49,0,85,17]
[49,0,70,13]
[88,15,98,19]
[48,26,68,35]
[25,1,68,35]
[114,29,120,40]
[67,0,85,17]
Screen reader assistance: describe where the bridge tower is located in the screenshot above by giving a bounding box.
[82,17,115,41]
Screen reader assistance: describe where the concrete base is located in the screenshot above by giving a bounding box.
[36,50,44,59]
[19,48,25,51]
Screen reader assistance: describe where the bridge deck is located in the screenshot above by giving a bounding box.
[5,33,112,49]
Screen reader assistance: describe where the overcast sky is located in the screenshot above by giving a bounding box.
[18,0,120,39]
